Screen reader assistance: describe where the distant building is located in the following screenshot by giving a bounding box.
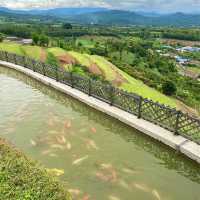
[21,39,33,45]
[6,36,19,42]
[162,45,174,49]
[6,36,33,45]
[175,56,190,65]
[176,46,200,52]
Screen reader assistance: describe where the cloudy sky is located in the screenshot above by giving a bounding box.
[0,0,199,13]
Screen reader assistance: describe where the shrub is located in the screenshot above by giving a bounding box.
[162,80,177,96]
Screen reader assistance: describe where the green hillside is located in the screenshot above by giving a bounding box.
[0,42,177,107]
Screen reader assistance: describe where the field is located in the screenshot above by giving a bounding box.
[161,39,200,47]
[0,41,177,107]
[76,38,95,48]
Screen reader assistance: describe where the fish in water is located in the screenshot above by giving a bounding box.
[30,139,37,147]
[122,167,137,175]
[50,144,66,150]
[68,189,81,196]
[133,183,150,193]
[118,179,130,190]
[72,155,89,165]
[56,135,66,144]
[66,142,72,150]
[100,163,112,170]
[96,172,111,182]
[41,149,52,155]
[90,127,97,133]
[96,163,117,183]
[108,195,121,200]
[64,120,71,129]
[152,190,161,200]
[46,168,64,176]
[49,153,58,157]
[86,139,99,150]
[82,194,90,200]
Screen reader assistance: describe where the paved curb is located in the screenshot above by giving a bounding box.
[1,61,200,164]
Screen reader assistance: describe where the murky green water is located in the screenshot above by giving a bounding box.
[0,66,200,200]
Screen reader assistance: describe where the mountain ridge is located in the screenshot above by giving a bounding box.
[0,7,200,26]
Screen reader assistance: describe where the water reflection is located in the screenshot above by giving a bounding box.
[1,65,199,184]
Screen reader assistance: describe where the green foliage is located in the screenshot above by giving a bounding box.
[62,23,72,29]
[32,33,40,45]
[0,33,4,42]
[39,34,49,47]
[162,81,177,96]
[46,52,59,66]
[0,139,71,200]
[163,29,200,41]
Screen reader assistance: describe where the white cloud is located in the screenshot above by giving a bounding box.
[0,0,199,12]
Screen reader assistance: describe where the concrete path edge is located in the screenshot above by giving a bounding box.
[1,60,200,164]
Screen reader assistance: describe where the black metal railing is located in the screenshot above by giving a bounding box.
[1,51,200,144]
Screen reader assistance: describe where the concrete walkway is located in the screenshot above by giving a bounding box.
[1,60,200,164]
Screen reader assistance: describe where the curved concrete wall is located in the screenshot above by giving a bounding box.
[0,60,200,164]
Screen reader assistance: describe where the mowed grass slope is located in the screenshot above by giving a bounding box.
[0,41,43,60]
[0,42,177,107]
[59,50,176,107]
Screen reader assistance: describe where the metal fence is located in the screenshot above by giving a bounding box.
[0,51,200,144]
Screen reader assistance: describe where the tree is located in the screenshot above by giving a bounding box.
[62,23,72,29]
[0,33,4,42]
[32,33,39,45]
[162,81,177,96]
[39,34,49,47]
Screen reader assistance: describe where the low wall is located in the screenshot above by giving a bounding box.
[1,60,200,164]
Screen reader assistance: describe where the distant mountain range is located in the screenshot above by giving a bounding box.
[0,7,200,26]
[0,7,108,16]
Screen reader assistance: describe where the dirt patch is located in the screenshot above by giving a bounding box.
[40,48,47,62]
[108,63,128,87]
[88,63,103,76]
[161,39,200,47]
[58,54,77,66]
[112,73,126,86]
[176,99,199,118]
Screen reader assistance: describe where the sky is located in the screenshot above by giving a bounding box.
[0,0,199,13]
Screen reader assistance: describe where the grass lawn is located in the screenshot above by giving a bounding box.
[48,47,67,57]
[90,55,118,81]
[68,51,91,66]
[22,45,43,60]
[0,42,43,60]
[0,138,71,200]
[76,39,95,48]
[0,41,24,55]
[189,67,200,74]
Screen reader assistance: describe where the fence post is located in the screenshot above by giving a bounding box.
[13,54,17,65]
[22,56,26,67]
[5,52,8,62]
[42,63,46,76]
[137,96,143,119]
[110,86,114,106]
[32,60,36,72]
[55,67,59,81]
[70,72,74,88]
[175,111,181,135]
[88,78,92,96]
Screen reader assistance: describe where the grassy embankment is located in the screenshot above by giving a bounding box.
[0,138,71,200]
[0,41,177,107]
